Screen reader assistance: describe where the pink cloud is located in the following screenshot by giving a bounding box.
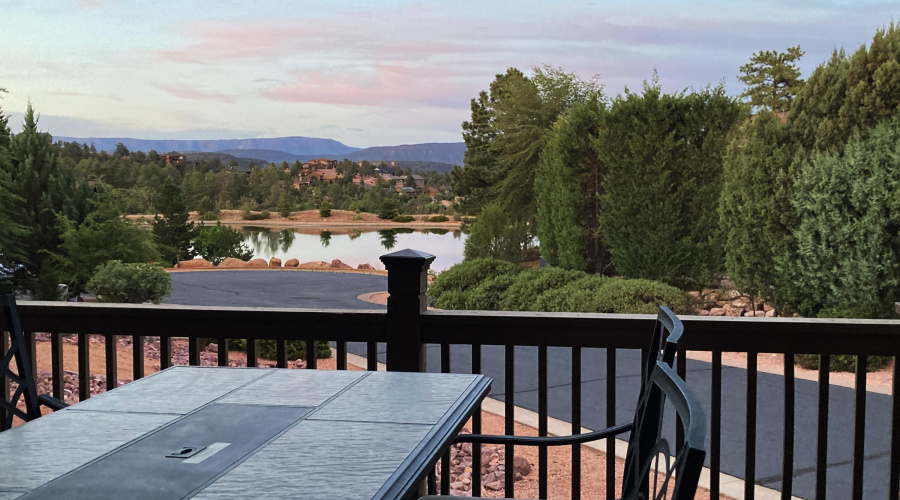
[155,84,237,104]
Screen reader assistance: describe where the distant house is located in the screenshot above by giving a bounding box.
[441,200,453,209]
[305,168,338,184]
[304,158,337,169]
[161,152,186,165]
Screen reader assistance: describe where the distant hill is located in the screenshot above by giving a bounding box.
[335,142,464,165]
[182,152,263,171]
[218,149,304,163]
[54,136,358,156]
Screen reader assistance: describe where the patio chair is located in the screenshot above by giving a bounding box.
[1,294,68,431]
[423,306,699,499]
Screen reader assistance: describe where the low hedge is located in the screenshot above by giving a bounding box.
[428,215,449,223]
[427,258,523,306]
[392,215,416,223]
[229,339,332,360]
[794,354,891,372]
[499,267,586,312]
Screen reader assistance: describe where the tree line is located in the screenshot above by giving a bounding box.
[454,23,900,319]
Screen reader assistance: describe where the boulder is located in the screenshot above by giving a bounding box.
[176,258,213,269]
[298,261,330,269]
[698,309,710,316]
[246,259,268,268]
[218,258,247,268]
[721,289,741,300]
[269,257,282,268]
[357,263,375,270]
[766,309,777,317]
[513,456,531,476]
[731,296,751,309]
[284,258,300,268]
[709,307,725,316]
[328,259,352,269]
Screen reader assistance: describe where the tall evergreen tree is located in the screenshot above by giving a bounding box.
[152,178,195,265]
[7,103,89,297]
[597,80,743,288]
[0,89,28,267]
[535,99,610,273]
[719,110,798,304]
[738,46,805,113]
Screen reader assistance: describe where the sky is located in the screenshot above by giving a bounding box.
[0,0,897,148]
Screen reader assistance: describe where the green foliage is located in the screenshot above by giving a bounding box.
[720,111,798,304]
[536,99,609,273]
[192,221,253,265]
[463,203,528,262]
[86,260,171,304]
[565,278,694,315]
[277,193,292,217]
[597,79,743,288]
[777,117,900,319]
[0,97,28,266]
[428,215,449,223]
[463,273,519,310]
[229,339,332,361]
[51,202,160,294]
[392,215,415,222]
[427,258,522,307]
[533,274,610,312]
[738,46,805,112]
[318,200,332,218]
[152,179,195,266]
[199,211,218,221]
[378,198,400,219]
[794,354,891,373]
[499,267,585,311]
[241,210,270,221]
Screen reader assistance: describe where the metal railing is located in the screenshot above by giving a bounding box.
[3,250,900,500]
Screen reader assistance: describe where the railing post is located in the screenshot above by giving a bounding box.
[380,249,435,373]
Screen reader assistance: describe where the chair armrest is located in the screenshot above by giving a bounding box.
[38,394,68,411]
[452,422,632,447]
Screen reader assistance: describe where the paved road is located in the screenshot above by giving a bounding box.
[166,271,892,499]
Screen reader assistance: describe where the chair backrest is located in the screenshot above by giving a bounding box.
[0,294,43,430]
[646,306,683,376]
[621,360,706,500]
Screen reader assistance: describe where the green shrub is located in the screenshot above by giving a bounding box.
[432,290,469,310]
[86,261,172,304]
[427,258,523,305]
[794,354,891,373]
[461,216,476,224]
[564,278,694,314]
[533,275,610,312]
[241,210,271,221]
[200,211,218,221]
[229,339,332,360]
[392,215,415,223]
[319,201,332,218]
[428,215,449,223]
[499,267,586,311]
[464,274,519,311]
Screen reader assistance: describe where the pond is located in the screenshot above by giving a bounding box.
[240,227,467,271]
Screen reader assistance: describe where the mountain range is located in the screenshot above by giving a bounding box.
[54,136,466,166]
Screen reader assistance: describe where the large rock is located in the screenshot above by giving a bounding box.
[284,258,299,268]
[218,258,247,268]
[513,456,531,476]
[246,259,268,268]
[357,263,375,270]
[269,257,282,268]
[298,261,330,269]
[709,307,725,316]
[328,259,352,269]
[176,258,213,269]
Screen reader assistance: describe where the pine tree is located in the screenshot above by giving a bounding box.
[152,178,195,265]
[738,46,805,113]
[0,90,28,267]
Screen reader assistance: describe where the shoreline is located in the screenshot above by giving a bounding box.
[127,209,464,230]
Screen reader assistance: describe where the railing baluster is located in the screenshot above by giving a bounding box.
[538,344,548,499]
[246,339,257,368]
[217,336,228,367]
[505,344,515,497]
[891,354,900,500]
[51,333,63,400]
[472,343,482,497]
[711,350,722,499]
[440,343,451,495]
[606,347,616,500]
[782,352,794,500]
[78,334,90,401]
[132,335,144,380]
[276,340,287,368]
[816,354,830,499]
[105,335,117,392]
[306,339,317,369]
[572,346,582,500]
[189,337,199,366]
[367,341,378,371]
[160,336,171,369]
[852,355,867,500]
[336,341,347,370]
[746,351,757,500]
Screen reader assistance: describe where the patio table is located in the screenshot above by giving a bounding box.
[0,366,491,500]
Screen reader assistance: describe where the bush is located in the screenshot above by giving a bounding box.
[200,211,218,221]
[464,274,519,311]
[499,267,586,311]
[794,354,891,373]
[229,339,332,360]
[378,199,400,220]
[533,274,610,312]
[241,210,270,221]
[392,215,415,223]
[319,201,332,218]
[461,216,476,224]
[427,258,523,306]
[86,261,172,304]
[565,278,694,315]
[428,215,449,223]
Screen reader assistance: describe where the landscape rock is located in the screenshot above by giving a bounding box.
[246,259,268,268]
[298,261,330,269]
[709,307,725,316]
[176,258,213,269]
[284,258,300,268]
[357,263,376,270]
[218,257,247,268]
[766,309,777,317]
[269,257,282,268]
[328,259,351,269]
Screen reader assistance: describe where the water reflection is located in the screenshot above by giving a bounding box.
[240,226,467,271]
